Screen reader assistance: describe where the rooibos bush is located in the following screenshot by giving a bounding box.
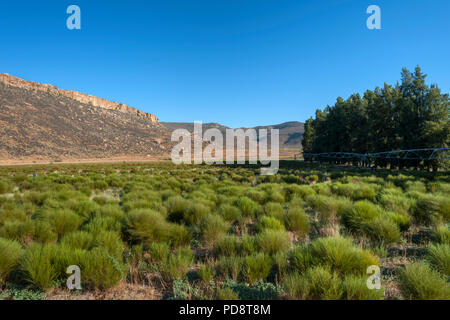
[256,229,290,255]
[0,238,23,284]
[244,253,273,284]
[82,248,124,289]
[398,262,450,300]
[199,214,229,246]
[341,275,384,300]
[20,243,57,289]
[427,243,450,276]
[284,207,310,237]
[160,247,194,281]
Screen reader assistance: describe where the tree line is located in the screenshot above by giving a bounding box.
[302,66,449,170]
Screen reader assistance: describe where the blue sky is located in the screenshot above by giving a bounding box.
[0,0,449,127]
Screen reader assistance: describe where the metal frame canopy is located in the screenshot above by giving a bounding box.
[304,148,450,162]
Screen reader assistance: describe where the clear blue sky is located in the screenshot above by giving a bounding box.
[1,0,449,127]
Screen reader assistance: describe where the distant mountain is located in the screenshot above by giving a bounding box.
[161,121,304,150]
[0,73,172,162]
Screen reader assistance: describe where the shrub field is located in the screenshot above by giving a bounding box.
[0,161,448,300]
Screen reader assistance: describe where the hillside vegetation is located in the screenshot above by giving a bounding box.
[0,161,448,300]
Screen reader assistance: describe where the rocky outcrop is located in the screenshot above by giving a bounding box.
[0,73,158,123]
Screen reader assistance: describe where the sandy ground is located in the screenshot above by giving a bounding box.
[0,149,299,166]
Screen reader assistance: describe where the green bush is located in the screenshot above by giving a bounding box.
[21,243,57,289]
[342,200,380,233]
[283,273,309,299]
[160,247,194,281]
[256,229,290,255]
[217,256,244,281]
[123,209,169,244]
[218,204,241,222]
[413,194,445,225]
[304,266,343,300]
[60,231,94,250]
[398,262,450,300]
[197,263,216,282]
[291,237,379,276]
[0,179,12,194]
[257,216,285,231]
[183,203,209,226]
[433,224,450,245]
[46,209,82,238]
[199,214,229,245]
[235,196,259,218]
[244,253,273,284]
[147,242,170,263]
[216,287,239,300]
[427,243,450,276]
[362,216,401,245]
[82,248,124,289]
[165,196,190,223]
[284,207,310,237]
[0,220,35,244]
[0,238,23,284]
[263,202,284,221]
[341,275,384,300]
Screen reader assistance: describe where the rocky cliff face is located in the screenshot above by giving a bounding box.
[0,73,158,123]
[0,75,173,161]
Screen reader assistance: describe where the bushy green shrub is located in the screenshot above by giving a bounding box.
[183,203,210,226]
[199,214,229,245]
[283,272,309,299]
[218,204,241,222]
[342,201,401,244]
[257,216,285,231]
[291,237,378,276]
[235,196,259,218]
[46,209,82,238]
[398,262,450,300]
[167,223,192,248]
[60,231,94,250]
[331,182,376,201]
[284,207,310,237]
[217,256,244,281]
[263,202,284,221]
[385,211,411,232]
[165,196,191,223]
[304,266,343,300]
[427,243,450,276]
[0,238,23,284]
[82,248,124,289]
[123,209,169,244]
[197,263,216,282]
[256,229,290,255]
[244,253,273,284]
[0,179,12,194]
[341,275,384,300]
[216,287,239,300]
[413,194,446,225]
[433,224,450,245]
[361,216,401,245]
[160,247,194,281]
[147,242,170,263]
[214,236,240,257]
[21,243,57,289]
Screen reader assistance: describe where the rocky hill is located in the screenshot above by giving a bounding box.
[0,74,172,162]
[161,121,304,150]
